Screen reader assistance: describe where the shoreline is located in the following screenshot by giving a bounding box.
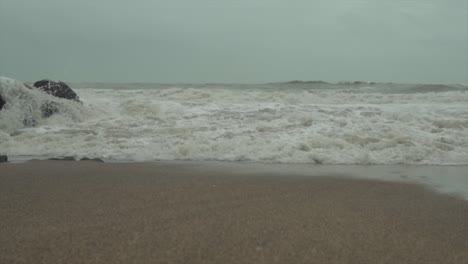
[3,159,468,200]
[1,161,468,263]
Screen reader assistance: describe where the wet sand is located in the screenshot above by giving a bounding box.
[1,161,467,264]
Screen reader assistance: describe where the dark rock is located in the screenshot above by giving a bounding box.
[33,80,80,102]
[0,95,5,110]
[80,157,104,162]
[1,78,82,128]
[0,155,7,163]
[40,101,61,118]
[22,117,37,127]
[49,156,76,161]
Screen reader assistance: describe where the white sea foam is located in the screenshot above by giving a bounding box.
[1,79,467,164]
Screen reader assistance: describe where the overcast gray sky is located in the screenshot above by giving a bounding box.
[0,0,467,83]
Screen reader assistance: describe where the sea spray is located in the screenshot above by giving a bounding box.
[0,77,87,133]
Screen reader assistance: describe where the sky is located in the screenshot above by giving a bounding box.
[0,0,467,83]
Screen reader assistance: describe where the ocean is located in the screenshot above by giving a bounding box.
[1,77,467,164]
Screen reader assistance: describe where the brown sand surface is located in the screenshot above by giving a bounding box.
[0,161,467,264]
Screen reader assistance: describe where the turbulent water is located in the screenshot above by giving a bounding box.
[1,78,468,164]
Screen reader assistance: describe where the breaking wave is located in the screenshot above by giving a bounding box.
[1,79,467,164]
[0,77,87,133]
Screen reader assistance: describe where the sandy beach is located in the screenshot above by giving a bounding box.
[1,161,467,264]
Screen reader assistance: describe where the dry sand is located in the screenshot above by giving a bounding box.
[0,161,467,264]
